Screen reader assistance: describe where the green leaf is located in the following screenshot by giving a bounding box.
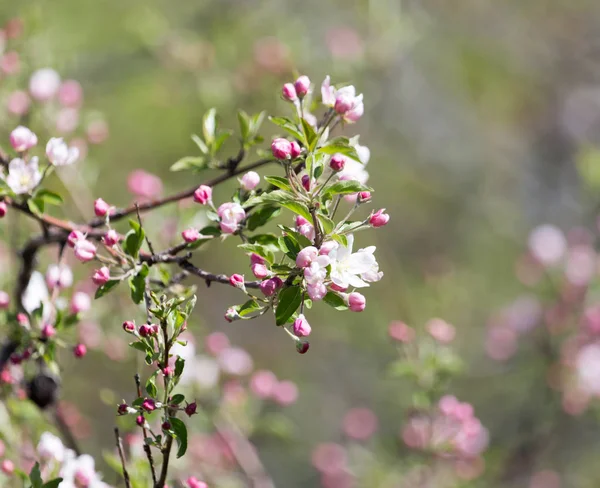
[278,226,313,249]
[170,156,207,172]
[129,341,152,354]
[35,189,63,206]
[264,176,292,192]
[95,280,120,299]
[168,417,188,458]
[301,117,317,151]
[323,180,371,197]
[323,292,348,311]
[203,108,217,144]
[318,137,361,161]
[42,479,63,488]
[243,189,295,208]
[27,197,44,215]
[275,286,303,326]
[318,214,335,234]
[191,134,209,154]
[248,234,280,252]
[238,110,250,141]
[175,357,185,379]
[170,394,185,405]
[279,201,312,223]
[268,116,304,141]
[247,205,281,231]
[238,243,275,264]
[146,373,158,397]
[123,219,145,258]
[213,131,232,153]
[331,234,348,248]
[29,462,43,488]
[279,235,301,259]
[129,264,149,304]
[238,299,261,317]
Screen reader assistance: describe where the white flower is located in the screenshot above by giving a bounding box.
[3,157,41,194]
[329,235,381,289]
[46,138,79,166]
[304,256,330,285]
[37,432,67,463]
[321,76,364,123]
[22,271,52,321]
[59,453,109,488]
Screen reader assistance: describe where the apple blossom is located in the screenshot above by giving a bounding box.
[73,239,97,262]
[321,75,364,123]
[2,157,41,194]
[290,140,302,158]
[229,273,245,289]
[103,229,119,246]
[46,137,79,166]
[0,291,9,309]
[271,137,292,160]
[9,126,37,151]
[293,314,312,337]
[70,292,91,314]
[348,292,366,312]
[92,267,110,286]
[282,83,297,101]
[29,68,60,101]
[73,343,87,358]
[46,264,73,290]
[294,75,310,97]
[240,170,260,191]
[251,263,269,278]
[217,202,245,234]
[370,209,389,227]
[329,153,346,172]
[182,228,201,242]
[67,230,85,247]
[193,184,212,204]
[329,235,382,288]
[94,198,111,217]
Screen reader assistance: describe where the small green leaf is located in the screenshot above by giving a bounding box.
[331,234,348,248]
[323,180,371,197]
[170,156,207,172]
[247,205,281,231]
[203,108,217,144]
[301,117,317,151]
[170,394,185,405]
[318,137,361,160]
[29,462,43,488]
[123,219,145,258]
[268,116,304,141]
[168,417,188,458]
[175,357,185,379]
[238,243,275,263]
[238,110,251,141]
[323,292,348,310]
[129,264,149,304]
[191,134,209,154]
[95,280,120,299]
[238,299,261,317]
[264,176,292,192]
[146,374,158,398]
[27,197,44,215]
[275,286,303,325]
[129,341,152,354]
[42,479,63,488]
[280,201,313,223]
[35,189,63,206]
[318,214,335,234]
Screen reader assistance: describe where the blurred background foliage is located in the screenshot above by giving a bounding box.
[3,0,600,486]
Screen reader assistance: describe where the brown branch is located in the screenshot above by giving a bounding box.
[135,374,157,486]
[114,427,132,488]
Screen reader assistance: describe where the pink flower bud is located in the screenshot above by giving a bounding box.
[139,324,151,337]
[67,230,85,247]
[271,138,293,160]
[307,282,327,301]
[251,263,269,279]
[0,291,9,309]
[426,318,455,344]
[58,80,83,107]
[29,68,60,101]
[259,279,277,297]
[186,476,208,488]
[9,126,37,152]
[0,201,6,218]
[17,313,29,327]
[127,170,163,199]
[369,209,389,228]
[250,253,265,265]
[142,398,155,412]
[92,266,110,286]
[358,191,371,203]
[103,229,119,246]
[193,185,212,204]
[329,154,346,172]
[330,283,348,293]
[184,401,198,416]
[301,174,311,191]
[41,324,56,339]
[290,140,302,159]
[296,246,319,268]
[122,321,136,333]
[296,341,310,354]
[73,343,87,358]
[225,307,240,322]
[70,292,91,314]
[319,241,338,256]
[46,264,73,290]
[182,228,200,243]
[298,223,315,241]
[294,75,311,97]
[73,239,96,262]
[136,415,145,426]
[161,420,171,431]
[272,380,299,406]
[293,314,311,337]
[348,292,366,312]
[150,324,159,335]
[7,90,30,116]
[94,198,111,217]
[388,321,415,343]
[162,366,173,377]
[117,403,129,415]
[205,331,230,355]
[296,215,310,227]
[240,171,260,191]
[1,459,14,475]
[229,274,245,288]
[250,370,278,398]
[217,202,246,234]
[282,83,297,101]
[334,93,354,114]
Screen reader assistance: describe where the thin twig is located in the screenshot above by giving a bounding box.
[114,427,132,488]
[135,374,157,486]
[179,260,261,288]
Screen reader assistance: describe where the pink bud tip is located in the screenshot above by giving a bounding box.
[67,230,85,248]
[296,341,310,354]
[348,292,366,312]
[138,325,151,337]
[282,83,297,101]
[136,415,145,426]
[369,209,389,227]
[294,75,311,97]
[92,266,110,286]
[259,278,280,297]
[73,343,87,358]
[0,291,9,309]
[142,398,155,412]
[162,366,173,377]
[182,228,201,243]
[122,320,136,333]
[162,421,171,431]
[229,274,245,288]
[296,246,318,268]
[240,171,260,191]
[186,476,208,488]
[93,198,111,217]
[329,154,346,172]
[73,239,97,262]
[1,459,14,475]
[290,140,302,159]
[117,403,129,415]
[103,229,119,247]
[251,263,269,279]
[301,174,311,191]
[193,185,212,205]
[271,138,293,160]
[388,321,415,343]
[296,215,310,227]
[293,314,312,337]
[41,324,56,339]
[250,253,265,265]
[358,191,371,203]
[0,201,6,218]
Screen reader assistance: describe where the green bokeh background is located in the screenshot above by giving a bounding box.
[3,0,600,486]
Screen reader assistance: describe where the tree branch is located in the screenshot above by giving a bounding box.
[114,427,132,488]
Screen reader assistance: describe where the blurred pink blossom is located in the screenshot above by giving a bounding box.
[342,407,378,440]
[528,225,566,266]
[311,443,347,475]
[127,169,163,199]
[271,380,298,406]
